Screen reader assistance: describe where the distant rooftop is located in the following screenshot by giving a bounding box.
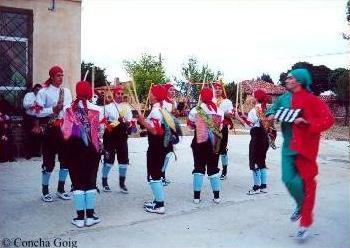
[240,80,286,95]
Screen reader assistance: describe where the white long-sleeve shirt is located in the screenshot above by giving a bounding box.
[162,100,177,113]
[103,102,133,122]
[214,98,234,114]
[188,103,224,128]
[247,104,262,129]
[146,103,163,127]
[35,84,72,118]
[23,92,37,116]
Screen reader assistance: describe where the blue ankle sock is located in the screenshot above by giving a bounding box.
[220,154,228,166]
[149,180,164,202]
[58,169,69,182]
[193,173,204,192]
[260,168,267,185]
[85,189,97,210]
[73,190,85,211]
[42,171,51,186]
[102,163,113,178]
[209,173,221,192]
[118,164,127,177]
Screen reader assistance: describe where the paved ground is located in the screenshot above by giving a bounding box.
[0,134,348,248]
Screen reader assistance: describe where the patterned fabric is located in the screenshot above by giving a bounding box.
[255,105,277,149]
[274,107,302,123]
[196,106,222,139]
[195,115,209,144]
[75,107,91,146]
[161,110,182,147]
[195,105,223,153]
[61,105,101,152]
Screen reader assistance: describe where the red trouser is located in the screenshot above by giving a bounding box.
[295,155,318,227]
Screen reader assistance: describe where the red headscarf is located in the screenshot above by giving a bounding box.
[200,87,217,112]
[212,82,226,98]
[113,84,124,95]
[151,85,167,105]
[72,81,92,111]
[43,66,63,87]
[164,82,174,103]
[253,89,269,111]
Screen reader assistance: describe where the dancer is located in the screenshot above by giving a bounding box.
[101,84,133,193]
[235,90,270,194]
[213,82,234,180]
[266,68,334,240]
[161,83,178,186]
[138,85,182,214]
[61,81,103,228]
[188,87,224,204]
[36,66,72,202]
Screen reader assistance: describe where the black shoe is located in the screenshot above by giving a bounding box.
[290,208,301,222]
[162,178,171,186]
[103,185,112,192]
[120,185,128,194]
[85,216,101,226]
[220,174,227,180]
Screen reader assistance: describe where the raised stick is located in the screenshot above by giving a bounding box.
[142,83,154,115]
[91,66,95,92]
[83,70,89,81]
[235,82,239,112]
[239,82,244,115]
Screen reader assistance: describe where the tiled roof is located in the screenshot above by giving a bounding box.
[240,80,286,95]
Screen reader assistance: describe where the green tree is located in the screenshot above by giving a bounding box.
[81,61,110,88]
[177,57,222,103]
[329,68,348,90]
[278,62,332,95]
[224,81,237,103]
[257,73,274,84]
[123,54,167,102]
[333,70,349,124]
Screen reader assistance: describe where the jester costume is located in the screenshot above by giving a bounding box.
[61,81,103,228]
[266,69,334,237]
[188,88,224,204]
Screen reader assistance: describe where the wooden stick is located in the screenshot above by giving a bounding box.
[201,74,207,90]
[235,82,239,112]
[197,74,207,106]
[126,82,140,112]
[239,81,244,114]
[131,76,140,105]
[142,83,154,115]
[91,66,95,92]
[83,70,89,81]
[220,78,227,98]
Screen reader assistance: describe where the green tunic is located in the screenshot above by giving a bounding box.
[266,92,304,209]
[266,92,296,155]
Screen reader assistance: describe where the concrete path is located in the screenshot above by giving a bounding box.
[0,135,348,248]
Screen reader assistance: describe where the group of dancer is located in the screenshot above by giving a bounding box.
[29,65,333,240]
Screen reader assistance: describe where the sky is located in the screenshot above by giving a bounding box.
[81,0,349,84]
